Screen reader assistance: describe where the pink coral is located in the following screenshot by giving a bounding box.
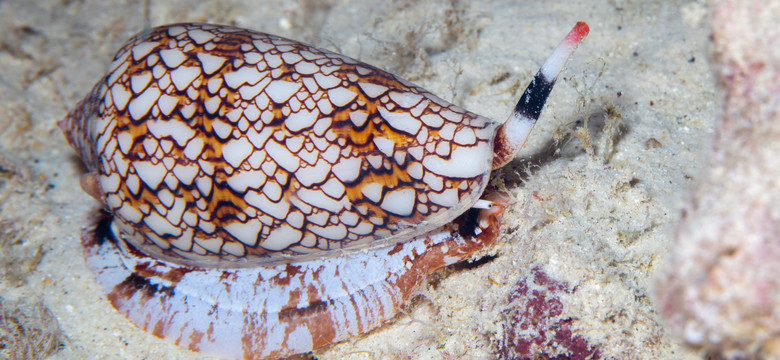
[656,0,780,357]
[499,267,600,360]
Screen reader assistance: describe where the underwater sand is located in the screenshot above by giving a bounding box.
[0,0,714,359]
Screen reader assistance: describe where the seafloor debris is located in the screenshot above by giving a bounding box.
[0,298,61,360]
[499,267,600,359]
[656,0,780,358]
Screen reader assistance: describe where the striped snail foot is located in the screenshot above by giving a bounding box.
[81,198,506,360]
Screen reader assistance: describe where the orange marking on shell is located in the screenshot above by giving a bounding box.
[63,23,495,267]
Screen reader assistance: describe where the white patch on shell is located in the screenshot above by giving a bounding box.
[157,94,179,116]
[331,157,361,183]
[428,188,459,207]
[99,173,121,193]
[294,160,331,187]
[245,191,290,220]
[146,119,196,146]
[195,176,213,197]
[107,61,128,86]
[132,161,167,190]
[284,108,320,132]
[166,25,186,36]
[224,67,266,88]
[361,183,383,203]
[265,140,300,172]
[130,73,152,94]
[222,137,254,168]
[144,210,181,237]
[263,52,282,68]
[453,128,477,145]
[372,137,394,157]
[261,224,303,251]
[357,82,388,98]
[132,41,157,61]
[313,73,341,89]
[170,66,202,91]
[327,87,357,107]
[407,162,423,179]
[211,119,232,139]
[227,169,267,193]
[295,61,319,75]
[187,29,216,44]
[203,96,221,114]
[296,188,347,213]
[110,84,132,112]
[281,52,302,65]
[159,48,188,68]
[378,107,422,135]
[207,77,223,94]
[194,236,223,254]
[380,187,415,216]
[116,203,143,224]
[265,80,302,104]
[421,142,491,179]
[128,86,161,120]
[239,77,271,100]
[388,91,423,108]
[183,138,204,160]
[224,219,263,247]
[309,223,347,240]
[348,111,368,127]
[320,178,345,199]
[172,164,199,185]
[420,114,444,128]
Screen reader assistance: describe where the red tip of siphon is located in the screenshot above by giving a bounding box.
[566,21,590,45]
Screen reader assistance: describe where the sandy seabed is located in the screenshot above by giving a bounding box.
[0,0,714,359]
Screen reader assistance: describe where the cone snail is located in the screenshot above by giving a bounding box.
[60,22,589,360]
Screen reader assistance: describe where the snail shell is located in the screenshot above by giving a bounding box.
[63,23,498,267]
[61,22,588,359]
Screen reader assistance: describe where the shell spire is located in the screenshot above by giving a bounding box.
[492,21,589,169]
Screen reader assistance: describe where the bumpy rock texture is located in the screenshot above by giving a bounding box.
[656,0,780,357]
[499,267,600,360]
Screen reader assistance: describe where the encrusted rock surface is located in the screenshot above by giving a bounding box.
[656,0,780,357]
